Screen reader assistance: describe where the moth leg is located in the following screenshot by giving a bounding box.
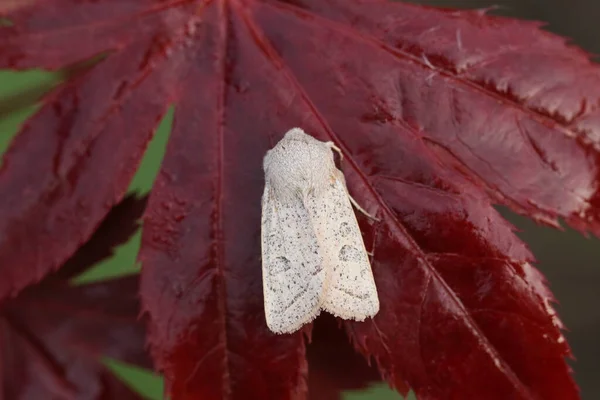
[333,169,379,222]
[326,141,343,161]
[325,142,344,161]
[348,194,379,221]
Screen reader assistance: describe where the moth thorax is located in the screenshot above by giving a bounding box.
[265,141,335,198]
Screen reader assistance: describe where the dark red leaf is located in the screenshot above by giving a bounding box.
[1,278,148,400]
[138,16,309,396]
[0,196,150,399]
[0,26,172,300]
[280,0,600,235]
[2,0,599,399]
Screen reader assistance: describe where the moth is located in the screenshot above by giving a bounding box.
[261,128,379,334]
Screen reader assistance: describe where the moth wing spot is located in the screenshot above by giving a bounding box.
[270,256,292,275]
[338,222,353,237]
[339,244,362,262]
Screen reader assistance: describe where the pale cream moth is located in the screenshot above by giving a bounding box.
[261,128,379,334]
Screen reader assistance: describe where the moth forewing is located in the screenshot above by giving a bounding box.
[308,172,379,320]
[260,182,326,334]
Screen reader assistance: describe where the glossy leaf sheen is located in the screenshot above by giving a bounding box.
[2,0,598,399]
[0,196,150,399]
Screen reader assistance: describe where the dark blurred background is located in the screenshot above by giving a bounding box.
[407,1,600,398]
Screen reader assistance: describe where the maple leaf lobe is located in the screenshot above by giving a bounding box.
[1,196,150,399]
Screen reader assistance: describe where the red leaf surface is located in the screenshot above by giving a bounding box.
[0,195,150,399]
[3,0,600,399]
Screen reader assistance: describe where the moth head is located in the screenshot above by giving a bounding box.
[282,127,311,142]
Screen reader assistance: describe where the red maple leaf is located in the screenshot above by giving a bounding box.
[0,195,150,399]
[2,0,599,399]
